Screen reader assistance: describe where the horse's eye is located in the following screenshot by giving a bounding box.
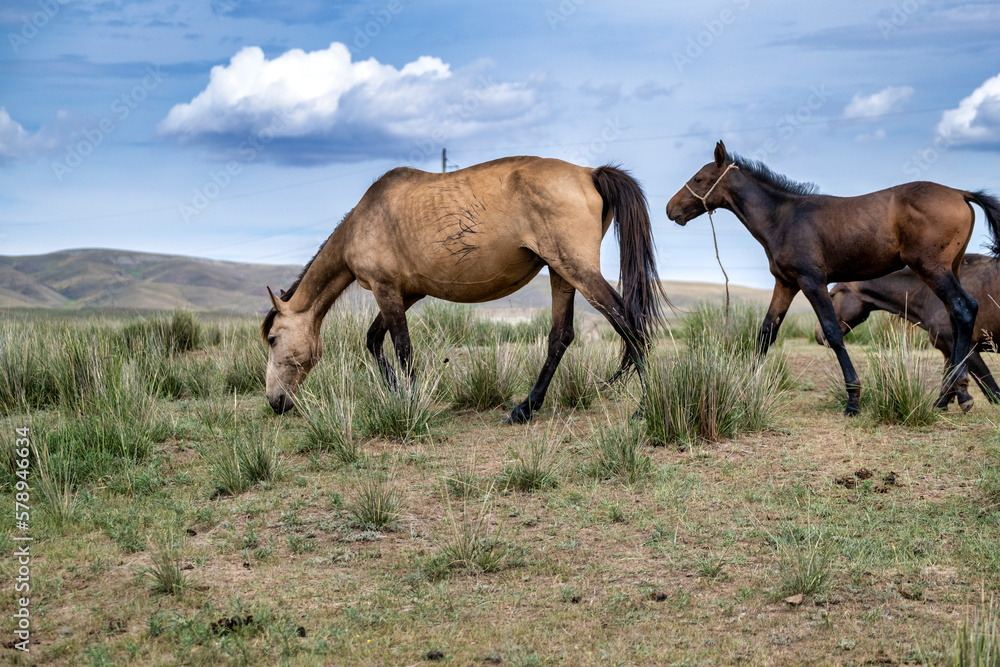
[692,177,703,184]
[267,336,276,346]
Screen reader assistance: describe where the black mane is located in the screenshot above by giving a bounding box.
[731,153,820,196]
[260,210,351,339]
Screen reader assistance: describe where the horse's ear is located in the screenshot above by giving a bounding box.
[267,286,286,313]
[714,141,727,167]
[279,289,286,297]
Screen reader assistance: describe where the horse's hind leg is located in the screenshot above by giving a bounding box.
[969,351,1000,403]
[917,270,977,411]
[507,273,576,424]
[801,278,861,416]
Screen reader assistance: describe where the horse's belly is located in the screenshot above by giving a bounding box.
[407,249,545,303]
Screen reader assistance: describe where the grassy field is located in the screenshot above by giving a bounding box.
[1,304,999,666]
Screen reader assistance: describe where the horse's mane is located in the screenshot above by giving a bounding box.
[260,210,351,340]
[730,153,820,196]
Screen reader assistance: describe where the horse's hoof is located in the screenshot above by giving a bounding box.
[630,409,645,421]
[504,406,532,425]
[843,405,860,417]
[959,398,974,413]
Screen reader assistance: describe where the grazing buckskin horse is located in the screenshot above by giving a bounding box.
[666,141,1000,415]
[261,156,667,423]
[816,254,1000,405]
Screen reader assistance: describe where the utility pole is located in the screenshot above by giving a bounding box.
[442,148,447,174]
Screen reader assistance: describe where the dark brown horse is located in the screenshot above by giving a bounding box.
[261,156,666,423]
[667,141,1000,415]
[817,254,1000,405]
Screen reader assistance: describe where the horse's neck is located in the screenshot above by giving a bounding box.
[724,179,788,249]
[287,229,355,323]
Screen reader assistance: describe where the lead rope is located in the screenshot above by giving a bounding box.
[684,163,739,330]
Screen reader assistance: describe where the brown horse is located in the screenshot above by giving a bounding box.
[261,156,667,423]
[817,254,1000,405]
[666,141,1000,415]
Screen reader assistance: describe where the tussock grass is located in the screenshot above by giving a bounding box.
[424,489,509,580]
[643,347,786,446]
[584,422,653,485]
[222,346,265,394]
[298,345,365,464]
[827,322,939,425]
[205,429,282,497]
[770,525,836,600]
[947,597,1000,667]
[357,358,442,442]
[346,473,401,531]
[140,529,187,596]
[31,436,79,530]
[500,437,561,492]
[554,345,603,410]
[450,337,523,410]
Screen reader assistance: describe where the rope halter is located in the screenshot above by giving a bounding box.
[683,162,739,327]
[684,162,739,214]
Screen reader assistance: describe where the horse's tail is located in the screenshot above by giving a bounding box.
[966,190,1000,257]
[591,165,670,368]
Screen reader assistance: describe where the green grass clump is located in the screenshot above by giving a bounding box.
[554,346,603,410]
[770,526,835,600]
[346,474,401,531]
[120,310,202,356]
[500,438,561,492]
[357,360,441,442]
[947,598,1000,667]
[450,338,522,410]
[140,529,188,596]
[585,423,653,485]
[222,346,266,394]
[205,430,282,497]
[425,492,509,580]
[643,346,785,446]
[862,325,938,426]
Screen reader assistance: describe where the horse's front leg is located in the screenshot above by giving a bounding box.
[801,279,861,416]
[757,279,800,357]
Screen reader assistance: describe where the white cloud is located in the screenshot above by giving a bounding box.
[936,72,1000,148]
[158,42,547,162]
[843,86,914,120]
[0,107,73,163]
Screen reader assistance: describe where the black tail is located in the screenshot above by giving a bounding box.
[591,165,670,367]
[966,190,1000,257]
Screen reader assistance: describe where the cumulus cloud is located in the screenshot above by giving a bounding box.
[936,73,1000,149]
[843,86,914,120]
[0,107,77,163]
[158,42,548,164]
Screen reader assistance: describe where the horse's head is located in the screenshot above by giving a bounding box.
[815,283,869,346]
[667,140,737,225]
[261,287,323,414]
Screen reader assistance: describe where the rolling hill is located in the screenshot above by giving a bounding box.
[0,248,811,315]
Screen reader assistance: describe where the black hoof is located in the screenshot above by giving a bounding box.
[958,397,974,413]
[843,404,860,417]
[505,404,532,424]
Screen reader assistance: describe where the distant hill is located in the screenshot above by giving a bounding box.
[0,248,812,315]
[0,249,302,313]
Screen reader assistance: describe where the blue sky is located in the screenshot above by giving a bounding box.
[2,0,1000,288]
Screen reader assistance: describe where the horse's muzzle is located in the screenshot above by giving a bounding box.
[269,393,294,415]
